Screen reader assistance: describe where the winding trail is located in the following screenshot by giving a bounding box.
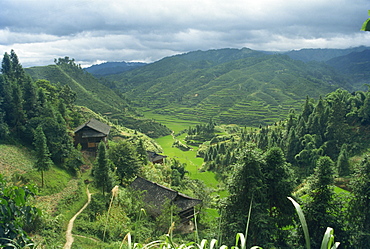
[63,185,92,249]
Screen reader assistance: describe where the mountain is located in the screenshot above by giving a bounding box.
[326,49,370,90]
[84,61,146,77]
[284,46,370,62]
[105,48,352,127]
[25,62,171,137]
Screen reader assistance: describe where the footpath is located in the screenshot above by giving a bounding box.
[63,186,92,249]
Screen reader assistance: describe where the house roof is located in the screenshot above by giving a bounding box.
[130,177,202,216]
[147,151,167,163]
[74,118,111,135]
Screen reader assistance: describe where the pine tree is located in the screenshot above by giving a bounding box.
[33,125,53,188]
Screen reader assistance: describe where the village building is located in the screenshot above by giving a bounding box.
[147,151,167,164]
[74,118,111,154]
[130,177,202,224]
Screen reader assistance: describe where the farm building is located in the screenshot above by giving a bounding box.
[74,118,111,153]
[130,177,202,223]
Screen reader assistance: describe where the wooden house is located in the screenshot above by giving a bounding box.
[147,151,167,164]
[130,177,202,223]
[74,118,111,153]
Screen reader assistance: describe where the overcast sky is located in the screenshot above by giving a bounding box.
[1,0,370,68]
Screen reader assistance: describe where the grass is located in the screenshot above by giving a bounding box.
[0,144,36,178]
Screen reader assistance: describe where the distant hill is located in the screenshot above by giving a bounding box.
[84,61,146,76]
[25,63,171,137]
[326,49,370,90]
[284,46,370,62]
[105,48,352,127]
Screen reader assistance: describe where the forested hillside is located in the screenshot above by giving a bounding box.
[106,48,352,126]
[25,58,171,138]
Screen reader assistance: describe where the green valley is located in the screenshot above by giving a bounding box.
[2,47,370,248]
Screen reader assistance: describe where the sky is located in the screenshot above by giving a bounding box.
[1,0,370,68]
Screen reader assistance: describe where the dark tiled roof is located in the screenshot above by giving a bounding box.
[130,177,202,216]
[147,151,167,163]
[74,118,111,135]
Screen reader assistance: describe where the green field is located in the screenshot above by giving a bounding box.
[147,112,227,198]
[142,110,203,133]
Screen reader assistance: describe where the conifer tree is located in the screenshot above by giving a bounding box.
[23,77,39,119]
[33,125,53,188]
[348,156,370,248]
[94,141,113,195]
[304,156,340,248]
[221,143,269,247]
[337,143,350,176]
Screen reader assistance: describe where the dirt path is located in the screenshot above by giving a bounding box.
[63,185,92,249]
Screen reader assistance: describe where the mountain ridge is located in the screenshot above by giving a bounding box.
[103,48,353,126]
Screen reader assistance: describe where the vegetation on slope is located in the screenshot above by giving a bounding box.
[25,58,171,138]
[107,48,352,126]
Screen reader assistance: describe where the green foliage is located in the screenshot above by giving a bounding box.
[348,155,370,247]
[108,140,142,183]
[94,142,114,195]
[25,62,171,138]
[304,156,345,248]
[108,49,351,127]
[0,174,40,248]
[33,126,53,187]
[360,10,370,31]
[221,143,269,247]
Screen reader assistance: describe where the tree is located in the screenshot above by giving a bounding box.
[109,140,142,184]
[221,143,270,247]
[33,125,53,188]
[348,155,370,247]
[304,156,341,248]
[94,141,114,195]
[23,77,38,119]
[337,143,350,177]
[263,147,295,222]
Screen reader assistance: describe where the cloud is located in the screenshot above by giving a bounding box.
[1,0,370,67]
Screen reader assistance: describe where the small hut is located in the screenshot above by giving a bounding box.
[74,118,111,153]
[130,177,202,223]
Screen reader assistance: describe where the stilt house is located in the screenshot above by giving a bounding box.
[74,118,111,153]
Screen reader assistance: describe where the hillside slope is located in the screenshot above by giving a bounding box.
[25,63,171,137]
[284,46,370,62]
[106,49,351,126]
[326,49,370,90]
[84,61,146,76]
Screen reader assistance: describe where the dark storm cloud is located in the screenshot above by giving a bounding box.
[1,0,370,67]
